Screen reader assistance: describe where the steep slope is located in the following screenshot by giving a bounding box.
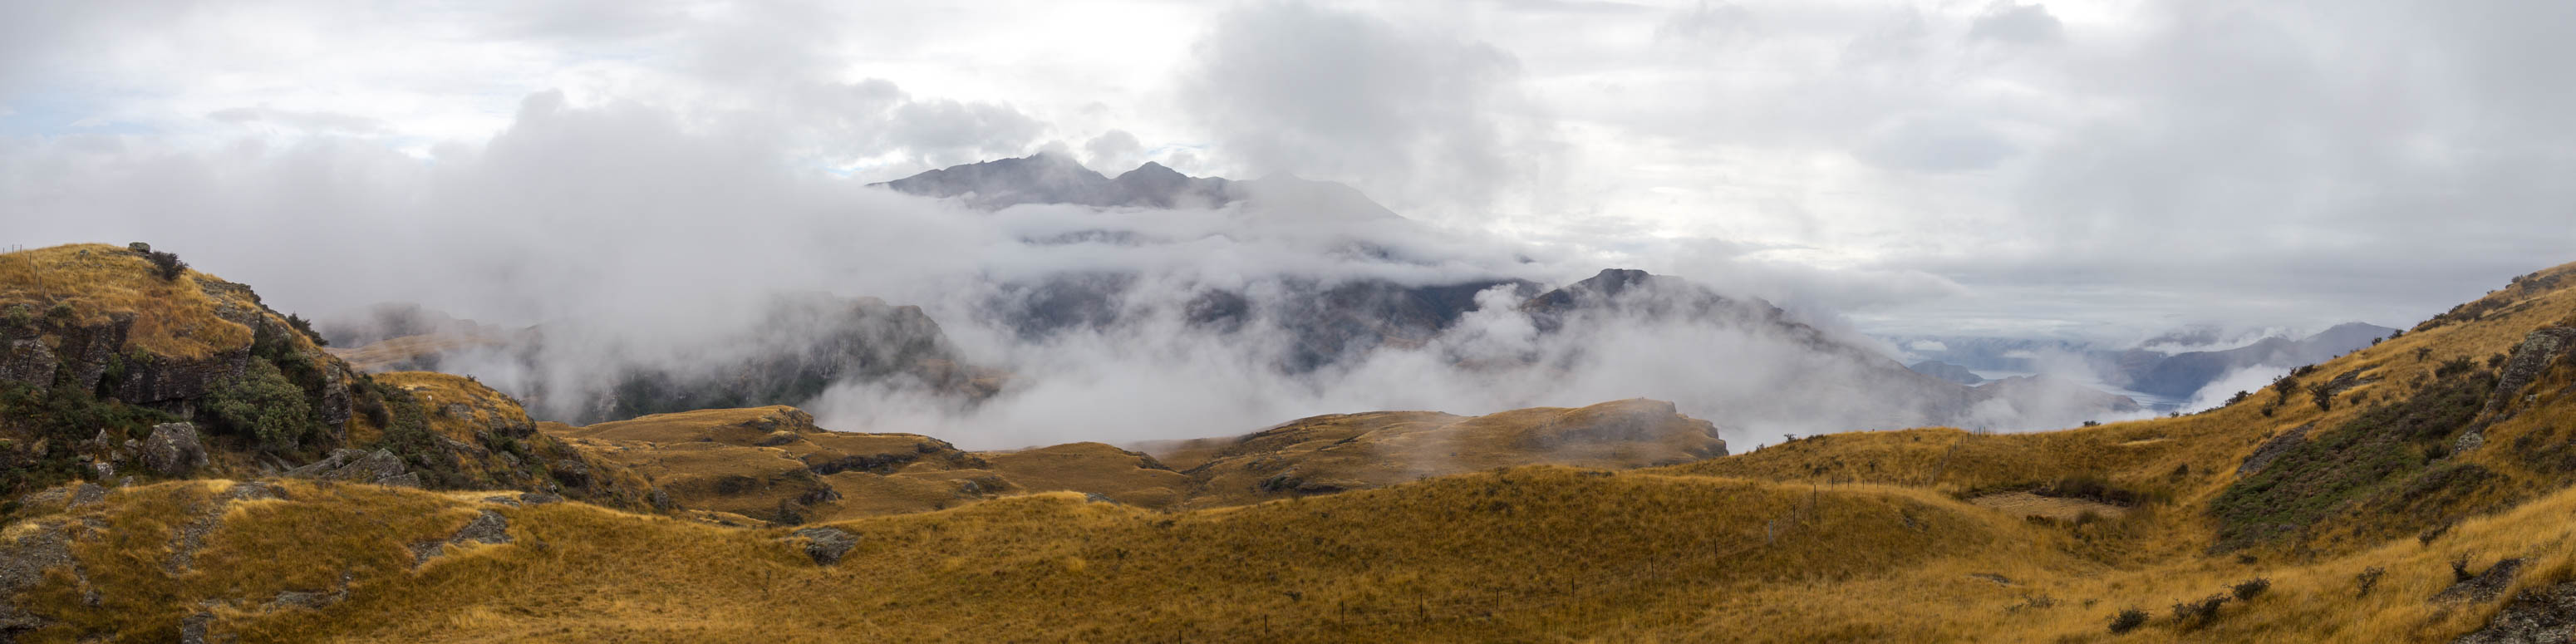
[0,244,653,510]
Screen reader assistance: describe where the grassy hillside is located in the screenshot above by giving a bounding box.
[3,255,2573,642]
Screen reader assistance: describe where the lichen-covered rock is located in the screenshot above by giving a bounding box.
[410,509,513,565]
[141,422,209,476]
[286,448,420,488]
[2488,327,2576,415]
[2457,581,2576,643]
[791,527,859,565]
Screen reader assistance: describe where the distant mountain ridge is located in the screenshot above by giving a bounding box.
[1896,322,2399,405]
[872,153,1400,219]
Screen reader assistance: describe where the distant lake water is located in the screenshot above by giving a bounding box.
[1969,370,2195,411]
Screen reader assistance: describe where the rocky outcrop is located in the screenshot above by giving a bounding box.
[286,448,423,488]
[2456,581,2576,643]
[141,422,209,476]
[2487,327,2576,415]
[790,527,859,565]
[410,509,512,565]
[2438,558,2526,603]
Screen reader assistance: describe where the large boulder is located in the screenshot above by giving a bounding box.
[2488,327,2576,415]
[140,422,209,476]
[790,527,859,565]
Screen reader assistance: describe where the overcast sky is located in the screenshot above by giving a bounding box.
[2,0,2569,342]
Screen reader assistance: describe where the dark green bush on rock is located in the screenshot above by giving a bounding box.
[204,360,317,451]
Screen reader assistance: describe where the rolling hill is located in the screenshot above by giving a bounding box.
[4,243,2573,642]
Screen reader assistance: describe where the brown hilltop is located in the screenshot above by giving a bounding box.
[1163,398,1728,508]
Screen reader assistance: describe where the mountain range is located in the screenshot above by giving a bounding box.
[4,238,2571,642]
[1902,322,2401,405]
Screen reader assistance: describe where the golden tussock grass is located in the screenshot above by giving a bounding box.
[7,260,2574,642]
[0,243,254,360]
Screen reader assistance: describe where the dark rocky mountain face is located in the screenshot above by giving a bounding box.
[1908,361,1985,385]
[979,273,1541,373]
[569,296,999,424]
[873,153,1399,219]
[2105,322,2400,399]
[1895,322,2400,405]
[327,295,1003,425]
[1507,269,2139,430]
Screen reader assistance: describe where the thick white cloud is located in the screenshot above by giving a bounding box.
[3,0,2570,343]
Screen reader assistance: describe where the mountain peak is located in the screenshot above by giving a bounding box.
[873,155,1400,219]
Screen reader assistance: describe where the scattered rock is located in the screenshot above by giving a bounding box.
[0,519,80,636]
[2457,429,2489,454]
[141,422,209,476]
[410,509,514,565]
[2439,558,2526,603]
[2456,581,2576,643]
[14,483,108,513]
[286,448,420,488]
[167,482,279,574]
[179,612,211,644]
[517,492,563,505]
[479,495,523,507]
[1969,573,2013,587]
[550,458,591,488]
[262,572,354,612]
[791,527,859,565]
[66,483,108,509]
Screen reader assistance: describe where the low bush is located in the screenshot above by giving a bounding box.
[2108,608,2147,634]
[145,249,186,281]
[2231,578,2270,601]
[2170,594,2227,629]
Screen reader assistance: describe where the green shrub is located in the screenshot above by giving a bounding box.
[204,360,316,451]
